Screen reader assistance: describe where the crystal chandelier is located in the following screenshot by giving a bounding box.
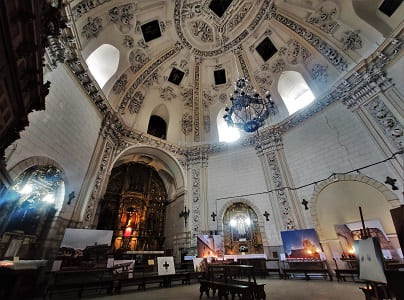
[223,78,276,133]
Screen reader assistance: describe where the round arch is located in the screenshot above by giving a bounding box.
[217,198,268,246]
[112,145,185,195]
[310,174,400,239]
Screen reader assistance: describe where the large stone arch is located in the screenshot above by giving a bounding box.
[218,198,269,247]
[310,173,400,239]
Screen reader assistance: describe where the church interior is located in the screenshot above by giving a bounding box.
[0,0,403,299]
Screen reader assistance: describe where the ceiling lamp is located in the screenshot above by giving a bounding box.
[224,78,276,133]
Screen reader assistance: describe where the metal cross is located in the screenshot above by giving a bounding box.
[163,261,170,271]
[263,211,270,221]
[301,199,309,210]
[211,212,217,222]
[385,176,398,190]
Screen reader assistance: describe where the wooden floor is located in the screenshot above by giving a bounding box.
[92,279,363,300]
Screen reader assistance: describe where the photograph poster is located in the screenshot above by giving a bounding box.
[281,229,322,259]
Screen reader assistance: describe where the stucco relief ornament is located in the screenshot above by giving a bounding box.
[190,20,214,42]
[342,30,362,50]
[310,64,328,83]
[123,35,134,49]
[204,115,210,133]
[271,59,286,73]
[181,113,193,135]
[144,71,160,87]
[285,40,310,65]
[112,74,128,94]
[72,0,112,20]
[255,71,273,91]
[305,2,339,35]
[128,91,145,114]
[108,4,135,32]
[81,17,103,40]
[129,48,149,74]
[159,86,176,101]
[202,90,215,108]
[181,1,202,19]
[181,88,193,108]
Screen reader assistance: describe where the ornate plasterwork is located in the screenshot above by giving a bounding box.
[227,2,252,32]
[218,93,227,103]
[159,86,177,101]
[129,48,149,74]
[266,152,296,230]
[202,90,215,108]
[272,11,348,72]
[174,0,272,57]
[143,71,160,87]
[128,91,145,114]
[182,113,193,135]
[342,30,362,50]
[310,64,328,83]
[108,4,135,32]
[83,141,113,226]
[72,0,112,20]
[123,35,134,49]
[305,2,339,35]
[181,88,194,108]
[112,74,128,94]
[81,17,103,40]
[365,97,403,150]
[282,40,311,65]
[255,70,273,91]
[190,20,214,42]
[271,59,286,73]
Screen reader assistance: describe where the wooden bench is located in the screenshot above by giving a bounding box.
[229,279,266,300]
[200,279,252,300]
[283,268,332,281]
[45,279,114,299]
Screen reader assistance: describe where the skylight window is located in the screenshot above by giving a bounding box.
[217,109,240,143]
[278,71,315,115]
[86,44,120,88]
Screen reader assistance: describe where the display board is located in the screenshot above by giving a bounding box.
[357,237,387,283]
[281,229,322,260]
[157,256,175,275]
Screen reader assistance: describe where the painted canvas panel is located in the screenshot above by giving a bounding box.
[57,228,113,269]
[157,256,175,275]
[281,229,322,259]
[358,238,387,283]
[334,219,399,259]
[193,257,208,272]
[197,234,224,258]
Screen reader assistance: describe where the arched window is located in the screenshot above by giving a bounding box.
[86,44,120,88]
[217,108,240,143]
[7,165,65,235]
[278,71,315,115]
[147,115,167,139]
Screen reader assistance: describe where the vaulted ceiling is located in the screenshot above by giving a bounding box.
[62,0,401,145]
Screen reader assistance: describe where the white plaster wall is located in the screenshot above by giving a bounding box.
[206,146,280,245]
[5,65,102,219]
[283,101,402,228]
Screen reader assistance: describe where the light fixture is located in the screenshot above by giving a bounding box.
[224,78,276,133]
[20,184,32,194]
[230,219,237,227]
[42,194,55,203]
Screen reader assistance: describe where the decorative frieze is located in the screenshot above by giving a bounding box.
[228,2,252,32]
[190,168,201,245]
[81,17,103,40]
[128,91,145,114]
[273,12,348,72]
[193,61,201,141]
[364,97,403,150]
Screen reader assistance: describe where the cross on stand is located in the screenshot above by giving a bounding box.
[301,199,309,210]
[263,211,270,221]
[163,261,170,271]
[211,212,216,222]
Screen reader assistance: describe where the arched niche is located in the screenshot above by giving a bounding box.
[86,44,120,88]
[148,104,169,140]
[278,71,315,115]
